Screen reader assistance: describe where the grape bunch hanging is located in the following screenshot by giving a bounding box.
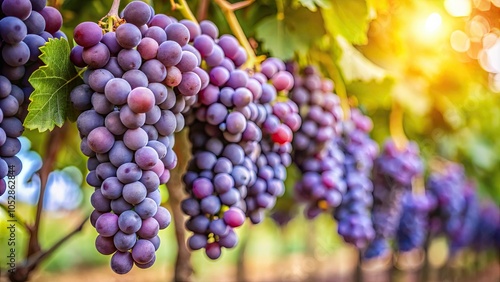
[70,0,208,273]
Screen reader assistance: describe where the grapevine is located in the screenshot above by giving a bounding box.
[0,1,499,282]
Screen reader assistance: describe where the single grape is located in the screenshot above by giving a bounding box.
[115,23,142,49]
[122,1,152,27]
[39,6,62,33]
[110,251,134,274]
[73,21,103,48]
[95,213,119,237]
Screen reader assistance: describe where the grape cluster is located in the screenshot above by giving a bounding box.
[0,0,65,196]
[181,20,262,259]
[472,200,500,251]
[426,163,467,240]
[448,182,479,254]
[334,108,378,249]
[70,1,209,274]
[426,165,483,255]
[396,191,434,252]
[244,58,299,224]
[364,139,423,259]
[288,65,346,218]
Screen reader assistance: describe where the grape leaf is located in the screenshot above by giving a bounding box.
[321,0,370,45]
[366,0,390,13]
[255,7,325,60]
[297,0,330,11]
[335,35,387,83]
[25,38,83,132]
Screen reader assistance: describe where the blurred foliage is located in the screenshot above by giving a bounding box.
[6,0,500,276]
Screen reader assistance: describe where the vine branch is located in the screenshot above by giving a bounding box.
[170,0,198,23]
[167,129,193,282]
[197,0,210,21]
[389,99,408,151]
[214,0,257,70]
[28,124,68,257]
[328,60,351,121]
[9,216,88,282]
[312,48,351,120]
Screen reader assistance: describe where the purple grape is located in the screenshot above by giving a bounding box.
[95,235,117,255]
[73,21,103,48]
[39,6,62,33]
[115,23,141,49]
[131,239,155,264]
[24,11,45,35]
[82,42,110,69]
[118,210,142,234]
[122,1,151,27]
[2,0,32,20]
[165,23,190,46]
[110,251,134,274]
[95,212,119,237]
[157,40,182,66]
[0,17,27,44]
[101,176,124,200]
[137,217,159,239]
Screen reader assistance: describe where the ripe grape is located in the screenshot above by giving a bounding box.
[73,21,103,47]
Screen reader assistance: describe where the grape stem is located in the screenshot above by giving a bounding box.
[236,224,250,282]
[167,129,193,282]
[412,174,425,196]
[276,0,285,20]
[98,0,122,32]
[197,0,210,21]
[389,99,408,151]
[312,48,351,120]
[28,124,68,259]
[329,60,351,121]
[107,0,121,18]
[170,0,199,24]
[214,0,258,70]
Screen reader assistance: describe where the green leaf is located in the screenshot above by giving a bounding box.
[366,0,390,13]
[255,7,326,60]
[321,0,370,45]
[346,76,394,110]
[25,38,83,132]
[297,0,330,11]
[335,36,387,83]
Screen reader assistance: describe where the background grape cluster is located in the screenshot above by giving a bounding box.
[288,65,346,219]
[181,22,298,258]
[364,140,423,259]
[334,108,378,249]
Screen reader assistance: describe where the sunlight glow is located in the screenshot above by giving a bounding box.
[445,0,472,17]
[413,11,449,44]
[425,13,442,32]
[450,30,471,52]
